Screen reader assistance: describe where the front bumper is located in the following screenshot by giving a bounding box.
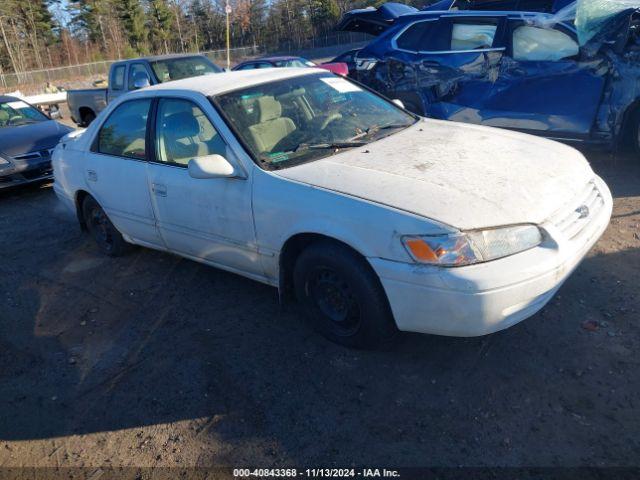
[370,176,613,337]
[0,161,53,189]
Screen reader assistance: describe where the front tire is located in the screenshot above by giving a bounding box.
[293,241,398,349]
[82,196,129,256]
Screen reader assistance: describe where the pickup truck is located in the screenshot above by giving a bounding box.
[67,54,223,126]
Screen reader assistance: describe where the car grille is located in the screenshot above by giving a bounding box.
[550,180,605,240]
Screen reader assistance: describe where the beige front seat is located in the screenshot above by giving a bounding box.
[248,96,296,153]
[161,111,209,164]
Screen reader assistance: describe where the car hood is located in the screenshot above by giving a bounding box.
[0,120,73,158]
[273,119,594,231]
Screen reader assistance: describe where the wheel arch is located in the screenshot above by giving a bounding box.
[78,107,96,126]
[618,98,640,150]
[74,189,91,231]
[278,232,374,302]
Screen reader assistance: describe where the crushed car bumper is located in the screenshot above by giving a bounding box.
[369,176,613,337]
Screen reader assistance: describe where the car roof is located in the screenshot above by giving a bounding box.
[402,9,558,21]
[114,53,209,64]
[252,55,305,62]
[143,67,319,96]
[0,95,20,103]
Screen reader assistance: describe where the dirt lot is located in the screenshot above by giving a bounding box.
[0,148,639,473]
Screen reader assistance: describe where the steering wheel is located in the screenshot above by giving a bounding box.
[8,115,22,125]
[319,112,342,130]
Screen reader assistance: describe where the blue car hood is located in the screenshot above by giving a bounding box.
[0,120,73,158]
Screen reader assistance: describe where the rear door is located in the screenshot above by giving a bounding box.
[84,98,164,247]
[385,15,507,117]
[486,21,606,137]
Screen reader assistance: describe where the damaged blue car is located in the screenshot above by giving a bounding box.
[339,1,640,152]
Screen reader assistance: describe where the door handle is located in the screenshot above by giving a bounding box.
[152,183,167,197]
[87,170,98,182]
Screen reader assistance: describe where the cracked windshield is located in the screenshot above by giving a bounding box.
[215,73,417,169]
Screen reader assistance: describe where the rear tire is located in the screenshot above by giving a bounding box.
[82,111,96,127]
[82,196,129,256]
[293,241,398,349]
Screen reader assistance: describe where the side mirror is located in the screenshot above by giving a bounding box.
[133,73,151,89]
[392,99,405,109]
[188,154,236,179]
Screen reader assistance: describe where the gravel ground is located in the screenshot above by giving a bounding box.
[0,148,639,474]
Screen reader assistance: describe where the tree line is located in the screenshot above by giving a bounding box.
[0,0,426,76]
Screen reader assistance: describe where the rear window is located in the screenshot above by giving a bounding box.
[150,56,222,83]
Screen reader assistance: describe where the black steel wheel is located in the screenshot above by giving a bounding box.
[82,196,128,256]
[293,240,398,349]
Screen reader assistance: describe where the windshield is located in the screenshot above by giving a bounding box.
[214,73,417,169]
[273,58,316,68]
[150,56,222,83]
[0,100,49,128]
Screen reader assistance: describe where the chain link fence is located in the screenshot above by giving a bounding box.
[0,45,261,95]
[0,32,371,95]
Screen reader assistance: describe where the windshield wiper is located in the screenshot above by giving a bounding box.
[292,141,368,152]
[350,123,413,141]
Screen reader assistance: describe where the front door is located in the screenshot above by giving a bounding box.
[145,96,261,277]
[84,98,163,247]
[485,21,606,137]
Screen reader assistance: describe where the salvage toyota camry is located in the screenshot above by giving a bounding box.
[52,68,612,348]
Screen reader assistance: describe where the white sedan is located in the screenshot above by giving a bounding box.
[52,68,612,348]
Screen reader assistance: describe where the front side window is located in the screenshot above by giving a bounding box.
[215,73,416,170]
[128,63,149,90]
[451,23,498,50]
[0,100,48,128]
[155,98,226,166]
[110,65,125,90]
[512,25,579,61]
[97,99,151,159]
[150,56,222,83]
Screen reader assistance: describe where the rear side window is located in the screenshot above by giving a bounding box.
[396,21,437,51]
[110,65,125,91]
[451,24,498,50]
[512,25,579,61]
[97,99,151,159]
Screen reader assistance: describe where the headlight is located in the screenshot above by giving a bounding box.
[402,225,543,267]
[0,155,11,166]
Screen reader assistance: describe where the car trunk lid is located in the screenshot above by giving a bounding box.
[337,2,418,36]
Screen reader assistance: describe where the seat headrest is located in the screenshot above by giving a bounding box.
[256,96,282,123]
[163,112,200,138]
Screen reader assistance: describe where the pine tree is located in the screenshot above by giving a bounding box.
[117,0,148,54]
[148,0,175,54]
